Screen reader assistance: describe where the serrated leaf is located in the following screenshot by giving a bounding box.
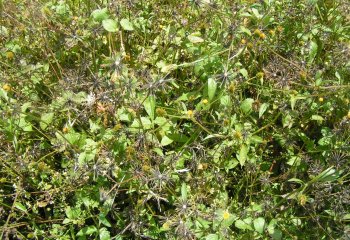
[208,78,217,101]
[140,117,152,129]
[259,103,269,118]
[102,19,118,32]
[99,228,111,240]
[254,217,266,234]
[238,144,248,166]
[40,112,54,130]
[120,18,134,31]
[220,95,231,107]
[235,218,253,230]
[143,95,156,120]
[240,98,254,114]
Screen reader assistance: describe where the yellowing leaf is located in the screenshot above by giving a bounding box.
[188,34,204,43]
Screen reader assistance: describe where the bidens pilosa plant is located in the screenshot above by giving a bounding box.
[0,0,349,239]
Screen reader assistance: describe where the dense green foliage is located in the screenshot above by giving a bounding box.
[1,0,350,239]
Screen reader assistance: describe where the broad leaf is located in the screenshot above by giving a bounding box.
[240,98,254,114]
[102,19,118,32]
[208,78,217,101]
[91,8,109,22]
[120,18,134,31]
[254,217,265,234]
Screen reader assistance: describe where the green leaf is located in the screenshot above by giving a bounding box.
[270,229,282,240]
[311,115,324,122]
[251,8,262,19]
[91,8,109,22]
[235,218,253,230]
[15,202,27,212]
[18,114,33,132]
[240,98,254,114]
[253,217,265,234]
[308,41,318,64]
[207,78,217,101]
[99,213,111,227]
[239,68,248,79]
[188,34,204,43]
[143,95,156,120]
[239,26,252,36]
[40,112,54,130]
[282,114,293,128]
[220,95,231,107]
[138,117,152,130]
[168,133,190,142]
[196,217,211,229]
[342,214,350,221]
[225,159,239,171]
[250,135,263,143]
[314,167,339,183]
[102,19,118,32]
[205,234,219,240]
[259,103,269,118]
[268,219,282,240]
[288,178,305,185]
[161,64,177,73]
[99,228,111,240]
[237,144,248,166]
[77,226,97,236]
[161,135,173,146]
[120,18,134,31]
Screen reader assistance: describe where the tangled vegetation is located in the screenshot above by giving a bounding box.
[1,0,350,239]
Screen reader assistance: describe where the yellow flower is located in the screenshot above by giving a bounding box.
[228,82,236,93]
[318,97,324,102]
[6,51,14,60]
[256,72,264,79]
[254,29,262,36]
[2,84,11,92]
[187,110,194,117]
[156,108,166,116]
[241,39,247,44]
[114,123,122,131]
[62,126,69,133]
[233,131,242,140]
[259,32,266,39]
[202,99,208,104]
[347,111,350,119]
[223,211,230,220]
[299,71,307,80]
[298,194,307,206]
